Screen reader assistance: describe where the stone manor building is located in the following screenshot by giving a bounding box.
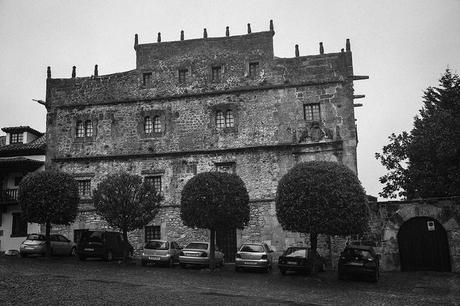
[45,21,368,262]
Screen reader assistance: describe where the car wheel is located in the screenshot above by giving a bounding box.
[69,247,76,257]
[79,255,86,261]
[20,252,27,258]
[105,251,113,262]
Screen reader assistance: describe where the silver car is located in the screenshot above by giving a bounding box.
[141,240,181,267]
[235,243,274,272]
[179,241,224,268]
[20,233,76,257]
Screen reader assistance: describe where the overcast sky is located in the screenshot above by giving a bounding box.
[1,0,459,199]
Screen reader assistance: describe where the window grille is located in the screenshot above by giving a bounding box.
[212,66,221,82]
[249,62,259,78]
[304,104,321,121]
[143,72,152,86]
[77,180,91,197]
[76,121,84,138]
[145,176,162,193]
[153,116,161,133]
[85,120,93,137]
[144,117,153,134]
[145,225,161,242]
[178,69,188,84]
[216,111,225,129]
[10,133,23,144]
[225,110,234,128]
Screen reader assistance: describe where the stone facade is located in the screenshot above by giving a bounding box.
[45,22,364,265]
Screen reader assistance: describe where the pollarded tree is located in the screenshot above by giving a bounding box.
[181,172,250,269]
[93,172,162,262]
[276,161,369,274]
[18,170,80,257]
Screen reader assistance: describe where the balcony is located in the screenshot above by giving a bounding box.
[0,188,18,205]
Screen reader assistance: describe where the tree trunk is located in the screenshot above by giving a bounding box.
[45,221,51,257]
[122,229,129,264]
[310,232,318,276]
[209,228,216,270]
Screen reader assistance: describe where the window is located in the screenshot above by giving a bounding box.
[10,133,23,144]
[85,120,93,137]
[212,66,222,82]
[11,213,27,237]
[304,104,321,121]
[178,69,188,84]
[215,162,236,174]
[144,117,153,134]
[77,180,91,198]
[153,116,161,133]
[249,62,259,78]
[145,176,162,193]
[145,225,161,242]
[76,121,85,138]
[142,72,152,86]
[216,111,225,129]
[225,110,234,128]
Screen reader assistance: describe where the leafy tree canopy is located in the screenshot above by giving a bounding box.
[376,69,460,199]
[93,172,162,233]
[180,172,250,230]
[19,170,79,225]
[276,161,369,236]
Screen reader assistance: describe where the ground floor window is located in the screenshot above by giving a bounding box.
[11,213,27,237]
[145,225,160,242]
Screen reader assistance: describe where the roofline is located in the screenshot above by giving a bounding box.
[1,126,44,136]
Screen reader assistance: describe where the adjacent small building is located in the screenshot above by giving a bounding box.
[0,126,45,252]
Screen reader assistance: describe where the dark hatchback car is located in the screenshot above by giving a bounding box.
[76,230,133,261]
[278,247,326,275]
[337,245,380,282]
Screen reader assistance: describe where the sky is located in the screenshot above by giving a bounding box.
[1,0,459,199]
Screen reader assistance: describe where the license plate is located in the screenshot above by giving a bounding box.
[347,262,363,266]
[149,256,160,261]
[187,253,199,257]
[84,248,94,251]
[287,261,297,265]
[244,261,253,265]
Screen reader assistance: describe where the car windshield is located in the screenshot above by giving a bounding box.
[185,242,208,250]
[344,248,373,259]
[145,241,169,250]
[81,231,103,243]
[284,248,307,257]
[240,244,264,252]
[26,234,45,241]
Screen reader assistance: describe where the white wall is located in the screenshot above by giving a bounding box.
[0,205,40,252]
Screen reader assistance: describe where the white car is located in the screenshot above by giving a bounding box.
[20,234,76,257]
[179,241,224,268]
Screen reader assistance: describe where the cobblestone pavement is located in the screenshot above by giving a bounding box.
[0,255,459,305]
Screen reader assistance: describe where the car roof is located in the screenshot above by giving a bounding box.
[146,239,169,243]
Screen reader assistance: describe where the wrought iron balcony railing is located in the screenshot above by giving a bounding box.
[0,188,19,204]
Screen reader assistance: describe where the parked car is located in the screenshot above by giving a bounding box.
[234,242,274,272]
[76,230,133,261]
[179,241,224,268]
[141,240,181,267]
[337,245,380,282]
[19,233,76,257]
[278,247,326,275]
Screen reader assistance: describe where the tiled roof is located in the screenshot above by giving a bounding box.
[0,134,46,157]
[1,126,43,136]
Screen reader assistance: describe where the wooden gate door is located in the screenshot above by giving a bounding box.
[397,217,451,272]
[216,228,237,263]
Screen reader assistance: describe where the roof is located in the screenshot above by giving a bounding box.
[0,134,46,157]
[0,156,44,170]
[1,126,43,136]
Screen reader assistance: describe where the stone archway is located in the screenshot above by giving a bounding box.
[397,216,451,271]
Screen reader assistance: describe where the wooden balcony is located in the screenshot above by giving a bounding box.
[0,188,18,205]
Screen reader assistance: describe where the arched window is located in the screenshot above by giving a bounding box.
[144,117,153,134]
[153,116,161,133]
[85,120,93,137]
[216,111,225,129]
[225,110,234,128]
[76,121,84,138]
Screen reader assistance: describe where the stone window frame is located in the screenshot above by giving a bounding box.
[145,225,161,242]
[76,179,92,199]
[73,116,97,142]
[214,161,236,174]
[178,68,188,85]
[210,64,225,83]
[144,175,162,195]
[303,103,321,122]
[139,110,166,139]
[211,103,239,133]
[142,72,152,87]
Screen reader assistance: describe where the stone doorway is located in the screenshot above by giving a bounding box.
[397,217,451,272]
[216,228,237,263]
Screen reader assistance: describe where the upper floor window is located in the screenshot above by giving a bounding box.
[212,66,222,82]
[76,121,85,138]
[178,69,188,84]
[144,117,153,134]
[249,62,259,78]
[145,176,162,193]
[225,110,234,128]
[153,116,161,133]
[216,111,225,129]
[10,133,23,144]
[85,120,93,137]
[143,72,152,86]
[304,104,321,121]
[77,179,91,198]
